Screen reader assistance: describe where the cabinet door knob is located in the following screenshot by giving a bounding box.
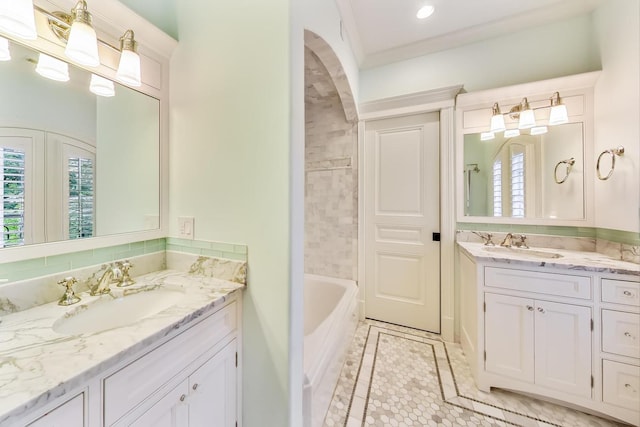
[625,383,636,392]
[180,394,186,402]
[192,383,199,391]
[624,332,634,339]
[526,305,534,311]
[537,307,545,313]
[623,290,633,297]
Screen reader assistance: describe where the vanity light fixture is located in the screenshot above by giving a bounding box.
[548,92,568,125]
[0,0,37,40]
[35,53,70,82]
[489,103,506,133]
[63,1,99,67]
[530,126,548,136]
[480,132,495,141]
[504,129,520,138]
[0,36,10,61]
[116,30,141,87]
[90,74,115,97]
[416,5,435,19]
[488,92,569,134]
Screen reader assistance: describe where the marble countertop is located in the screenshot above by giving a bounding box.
[0,269,244,425]
[457,241,640,277]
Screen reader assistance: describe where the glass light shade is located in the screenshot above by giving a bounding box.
[416,5,435,19]
[518,108,536,129]
[0,0,37,40]
[549,104,568,125]
[90,74,115,97]
[0,36,10,61]
[490,114,505,133]
[530,126,548,135]
[35,53,70,82]
[480,132,495,141]
[504,129,520,138]
[116,49,141,87]
[65,21,100,67]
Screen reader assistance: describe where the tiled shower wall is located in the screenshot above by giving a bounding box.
[304,48,358,281]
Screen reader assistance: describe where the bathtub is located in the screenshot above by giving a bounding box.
[303,274,359,427]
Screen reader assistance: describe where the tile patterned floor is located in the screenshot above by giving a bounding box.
[323,320,627,427]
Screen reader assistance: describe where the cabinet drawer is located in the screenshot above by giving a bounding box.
[602,310,640,358]
[484,267,591,299]
[104,302,236,426]
[602,278,640,306]
[602,360,640,411]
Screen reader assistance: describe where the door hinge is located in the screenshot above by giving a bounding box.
[483,302,486,313]
[235,352,238,367]
[590,319,594,331]
[591,375,594,388]
[484,351,486,361]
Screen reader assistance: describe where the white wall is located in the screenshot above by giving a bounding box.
[359,14,601,102]
[301,0,360,103]
[593,0,640,233]
[169,0,291,425]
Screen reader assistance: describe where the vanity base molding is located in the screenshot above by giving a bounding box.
[459,247,639,426]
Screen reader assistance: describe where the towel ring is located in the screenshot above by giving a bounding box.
[596,146,624,180]
[554,158,575,184]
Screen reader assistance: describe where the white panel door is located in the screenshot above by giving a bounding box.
[28,393,84,427]
[484,293,535,383]
[364,113,440,332]
[128,380,189,427]
[534,300,591,397]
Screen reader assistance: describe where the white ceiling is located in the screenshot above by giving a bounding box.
[336,0,603,68]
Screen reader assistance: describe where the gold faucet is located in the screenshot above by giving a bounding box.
[500,233,514,247]
[90,263,123,295]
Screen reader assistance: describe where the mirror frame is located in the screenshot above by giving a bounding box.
[1,0,177,263]
[455,72,600,227]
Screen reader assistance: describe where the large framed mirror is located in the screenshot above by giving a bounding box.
[1,41,160,250]
[462,122,585,220]
[455,72,598,226]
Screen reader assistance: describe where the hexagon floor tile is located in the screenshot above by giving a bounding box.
[322,320,627,427]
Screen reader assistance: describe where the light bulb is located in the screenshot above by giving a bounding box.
[36,54,69,82]
[530,126,548,135]
[504,129,520,138]
[90,74,115,97]
[63,1,99,67]
[489,103,506,133]
[416,5,435,19]
[480,132,495,141]
[517,98,536,129]
[0,0,37,40]
[0,36,10,61]
[116,30,141,87]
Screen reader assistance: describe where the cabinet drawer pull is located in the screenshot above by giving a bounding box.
[526,305,534,311]
[192,383,199,391]
[623,290,633,296]
[625,383,636,392]
[537,307,545,313]
[624,332,635,339]
[180,394,186,402]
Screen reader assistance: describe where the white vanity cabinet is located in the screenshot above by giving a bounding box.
[484,294,591,397]
[459,248,640,425]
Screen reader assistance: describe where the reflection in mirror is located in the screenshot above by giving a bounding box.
[0,41,160,249]
[463,122,584,219]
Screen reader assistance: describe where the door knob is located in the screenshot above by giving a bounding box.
[192,383,199,391]
[537,307,545,313]
[180,394,186,402]
[526,305,534,311]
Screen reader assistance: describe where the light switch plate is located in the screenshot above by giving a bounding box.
[178,216,195,239]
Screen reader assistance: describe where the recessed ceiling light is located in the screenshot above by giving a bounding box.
[416,5,435,19]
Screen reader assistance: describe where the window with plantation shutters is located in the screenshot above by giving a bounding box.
[1,147,25,248]
[492,159,502,217]
[68,156,94,239]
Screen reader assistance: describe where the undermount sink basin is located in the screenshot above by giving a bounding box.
[53,287,185,336]
[483,246,563,259]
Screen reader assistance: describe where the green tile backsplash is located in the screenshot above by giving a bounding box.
[166,237,248,261]
[457,223,640,245]
[0,239,166,283]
